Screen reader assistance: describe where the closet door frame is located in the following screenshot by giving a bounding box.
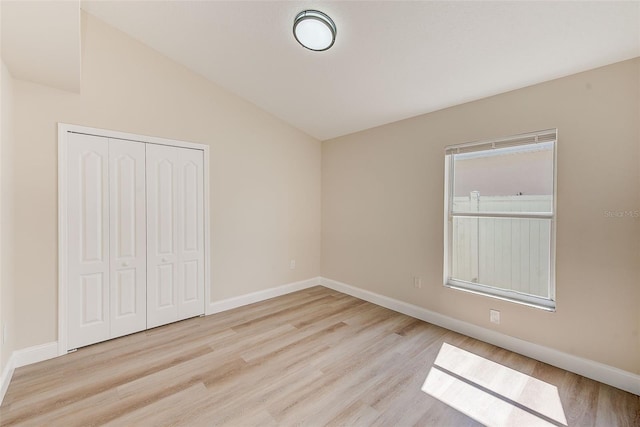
[58,123,210,356]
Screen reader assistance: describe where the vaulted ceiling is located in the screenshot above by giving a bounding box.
[3,1,640,140]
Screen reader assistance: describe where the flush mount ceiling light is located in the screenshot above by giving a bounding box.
[293,10,336,51]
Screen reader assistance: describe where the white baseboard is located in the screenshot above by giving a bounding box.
[3,276,636,405]
[207,276,321,315]
[0,276,322,405]
[0,353,16,404]
[0,341,59,405]
[14,342,59,368]
[320,277,640,396]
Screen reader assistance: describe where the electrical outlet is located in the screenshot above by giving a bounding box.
[490,309,500,324]
[413,276,422,289]
[289,259,296,270]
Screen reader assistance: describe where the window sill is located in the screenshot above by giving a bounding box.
[445,280,556,312]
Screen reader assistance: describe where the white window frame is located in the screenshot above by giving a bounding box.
[443,129,557,311]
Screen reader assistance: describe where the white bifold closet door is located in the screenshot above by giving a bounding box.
[109,139,147,338]
[67,134,147,350]
[146,144,205,329]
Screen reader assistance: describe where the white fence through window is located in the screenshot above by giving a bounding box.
[451,194,552,299]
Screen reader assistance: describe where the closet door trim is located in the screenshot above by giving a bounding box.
[58,123,211,356]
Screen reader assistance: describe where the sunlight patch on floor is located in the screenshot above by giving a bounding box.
[422,343,567,427]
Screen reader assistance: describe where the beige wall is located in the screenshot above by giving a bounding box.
[1,60,17,372]
[9,12,321,351]
[322,58,640,374]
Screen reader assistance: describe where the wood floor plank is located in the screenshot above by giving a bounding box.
[1,286,637,426]
[2,345,215,425]
[104,383,212,427]
[595,383,640,427]
[325,400,380,427]
[271,335,409,425]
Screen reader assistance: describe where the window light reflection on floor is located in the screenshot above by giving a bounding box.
[422,343,567,427]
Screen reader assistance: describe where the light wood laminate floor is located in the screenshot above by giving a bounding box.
[1,286,638,426]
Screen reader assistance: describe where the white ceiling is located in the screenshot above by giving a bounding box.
[81,0,640,140]
[6,1,640,140]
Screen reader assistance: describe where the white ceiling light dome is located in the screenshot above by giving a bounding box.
[293,10,336,51]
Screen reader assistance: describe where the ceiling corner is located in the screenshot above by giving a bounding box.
[1,0,81,93]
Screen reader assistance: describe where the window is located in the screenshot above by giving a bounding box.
[444,129,557,310]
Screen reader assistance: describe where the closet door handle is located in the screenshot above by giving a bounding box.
[122,261,129,267]
[162,257,169,263]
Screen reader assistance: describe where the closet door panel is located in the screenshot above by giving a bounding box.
[64,128,207,350]
[178,149,205,319]
[146,144,180,328]
[109,139,147,338]
[67,133,110,349]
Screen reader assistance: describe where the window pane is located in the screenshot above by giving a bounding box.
[452,142,553,214]
[451,217,551,299]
